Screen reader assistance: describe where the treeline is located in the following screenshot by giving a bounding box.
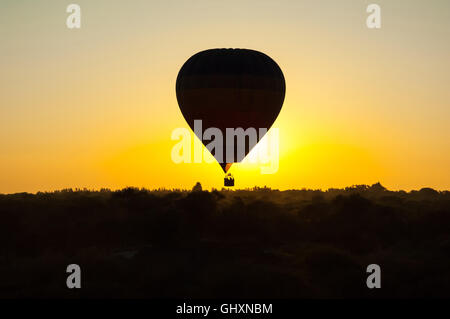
[0,183,449,298]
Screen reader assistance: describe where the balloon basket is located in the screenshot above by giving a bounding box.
[224,173,234,187]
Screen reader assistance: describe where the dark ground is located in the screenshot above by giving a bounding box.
[1,183,450,298]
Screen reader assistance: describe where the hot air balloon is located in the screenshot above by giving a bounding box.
[176,48,285,186]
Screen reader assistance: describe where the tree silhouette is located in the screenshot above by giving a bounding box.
[192,182,203,192]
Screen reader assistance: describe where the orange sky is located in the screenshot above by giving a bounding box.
[1,0,449,193]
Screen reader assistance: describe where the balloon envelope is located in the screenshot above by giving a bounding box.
[176,48,285,172]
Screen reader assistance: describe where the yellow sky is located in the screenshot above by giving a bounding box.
[1,0,449,193]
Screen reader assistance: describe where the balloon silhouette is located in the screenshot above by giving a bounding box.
[176,48,285,174]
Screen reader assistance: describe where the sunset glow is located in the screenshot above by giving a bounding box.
[1,0,449,193]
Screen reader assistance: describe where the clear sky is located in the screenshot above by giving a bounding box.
[1,0,449,193]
